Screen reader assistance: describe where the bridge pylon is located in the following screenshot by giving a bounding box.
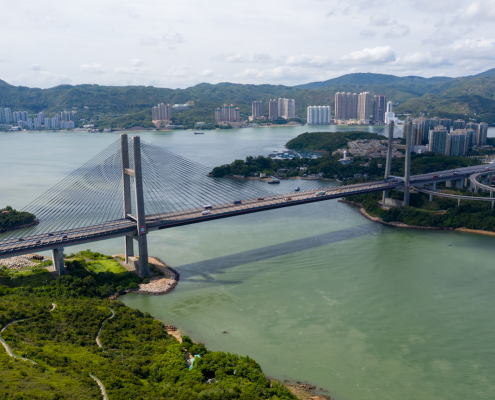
[382,120,412,206]
[120,134,149,277]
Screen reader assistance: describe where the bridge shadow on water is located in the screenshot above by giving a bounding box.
[175,224,383,286]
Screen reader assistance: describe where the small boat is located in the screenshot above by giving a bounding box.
[295,187,300,192]
[267,179,280,184]
[194,132,204,135]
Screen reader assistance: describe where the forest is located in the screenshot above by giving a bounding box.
[0,206,36,231]
[0,251,297,399]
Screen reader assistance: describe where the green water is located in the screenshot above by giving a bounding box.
[2,126,495,400]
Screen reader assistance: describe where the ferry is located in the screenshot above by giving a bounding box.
[295,186,300,192]
[194,132,205,135]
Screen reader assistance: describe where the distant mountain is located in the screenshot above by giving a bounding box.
[1,68,495,127]
[296,73,453,90]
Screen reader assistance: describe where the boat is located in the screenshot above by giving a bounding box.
[267,179,280,184]
[194,132,204,134]
[295,187,300,191]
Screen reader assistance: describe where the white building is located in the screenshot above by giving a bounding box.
[307,106,331,125]
[277,98,296,119]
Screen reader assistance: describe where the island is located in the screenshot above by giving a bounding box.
[0,206,37,232]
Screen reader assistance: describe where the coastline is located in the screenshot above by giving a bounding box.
[339,199,495,236]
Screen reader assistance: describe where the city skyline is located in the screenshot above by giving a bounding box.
[1,1,494,89]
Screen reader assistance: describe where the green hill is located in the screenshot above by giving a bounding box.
[1,68,495,128]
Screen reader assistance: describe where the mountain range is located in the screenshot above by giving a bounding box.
[1,68,495,127]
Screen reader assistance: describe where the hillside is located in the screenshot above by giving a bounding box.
[1,68,495,127]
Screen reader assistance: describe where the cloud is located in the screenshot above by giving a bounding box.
[80,63,106,74]
[199,69,214,77]
[461,0,495,22]
[115,66,150,75]
[30,64,43,71]
[360,28,377,38]
[131,58,145,66]
[448,38,495,58]
[384,23,410,38]
[369,14,391,26]
[398,52,451,67]
[140,33,185,49]
[9,71,71,88]
[223,53,273,64]
[340,46,396,64]
[284,54,332,67]
[325,7,350,17]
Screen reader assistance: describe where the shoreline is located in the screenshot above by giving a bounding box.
[339,199,495,236]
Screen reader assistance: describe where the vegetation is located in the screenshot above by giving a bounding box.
[347,190,495,231]
[286,130,386,153]
[0,206,36,232]
[0,250,297,399]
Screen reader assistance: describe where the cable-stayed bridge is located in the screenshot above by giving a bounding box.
[1,129,494,276]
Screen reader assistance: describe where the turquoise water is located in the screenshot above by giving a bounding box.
[2,126,495,400]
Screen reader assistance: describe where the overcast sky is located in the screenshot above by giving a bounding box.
[1,0,495,89]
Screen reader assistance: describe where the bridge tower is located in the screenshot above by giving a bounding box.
[121,134,150,277]
[382,120,412,206]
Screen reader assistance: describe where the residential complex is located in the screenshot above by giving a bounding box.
[335,91,382,124]
[1,107,76,130]
[307,106,331,125]
[215,104,240,123]
[152,103,172,127]
[334,92,358,120]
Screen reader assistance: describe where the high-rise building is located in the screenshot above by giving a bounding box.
[33,118,40,130]
[423,119,439,143]
[438,118,451,132]
[372,95,386,123]
[0,108,3,123]
[251,101,263,119]
[13,111,22,123]
[334,92,358,120]
[307,106,331,125]
[277,98,295,119]
[445,131,467,156]
[44,118,51,129]
[158,103,172,121]
[4,108,12,124]
[27,118,33,130]
[214,108,222,122]
[465,129,476,148]
[269,99,278,120]
[37,111,45,125]
[357,92,372,123]
[412,118,425,145]
[428,126,448,154]
[453,119,465,130]
[386,101,393,113]
[152,106,159,121]
[70,111,77,123]
[477,123,488,146]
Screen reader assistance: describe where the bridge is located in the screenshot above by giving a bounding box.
[1,125,494,276]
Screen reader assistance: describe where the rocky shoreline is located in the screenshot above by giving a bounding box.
[109,255,180,300]
[0,219,39,233]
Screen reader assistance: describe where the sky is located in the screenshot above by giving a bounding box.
[1,0,495,89]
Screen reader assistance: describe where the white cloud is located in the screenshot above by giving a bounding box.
[449,38,495,58]
[369,14,391,26]
[140,33,184,49]
[340,46,396,64]
[461,0,495,22]
[115,66,150,75]
[360,28,377,38]
[200,69,214,77]
[9,70,71,88]
[234,69,259,79]
[223,53,273,64]
[80,63,106,74]
[131,58,145,66]
[284,54,332,67]
[398,52,450,67]
[30,64,43,71]
[384,23,410,38]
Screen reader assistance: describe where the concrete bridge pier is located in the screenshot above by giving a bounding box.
[382,121,394,203]
[456,179,463,188]
[446,180,453,188]
[429,182,436,202]
[124,236,134,264]
[51,248,65,275]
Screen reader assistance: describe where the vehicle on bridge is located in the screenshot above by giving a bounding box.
[257,197,264,201]
[204,205,212,209]
[316,191,326,197]
[295,187,300,192]
[233,200,242,204]
[202,210,211,216]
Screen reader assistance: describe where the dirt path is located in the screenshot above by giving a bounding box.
[95,307,115,349]
[90,374,109,400]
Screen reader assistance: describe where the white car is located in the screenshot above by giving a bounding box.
[202,210,211,215]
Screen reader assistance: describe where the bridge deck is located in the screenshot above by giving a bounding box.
[1,164,494,259]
